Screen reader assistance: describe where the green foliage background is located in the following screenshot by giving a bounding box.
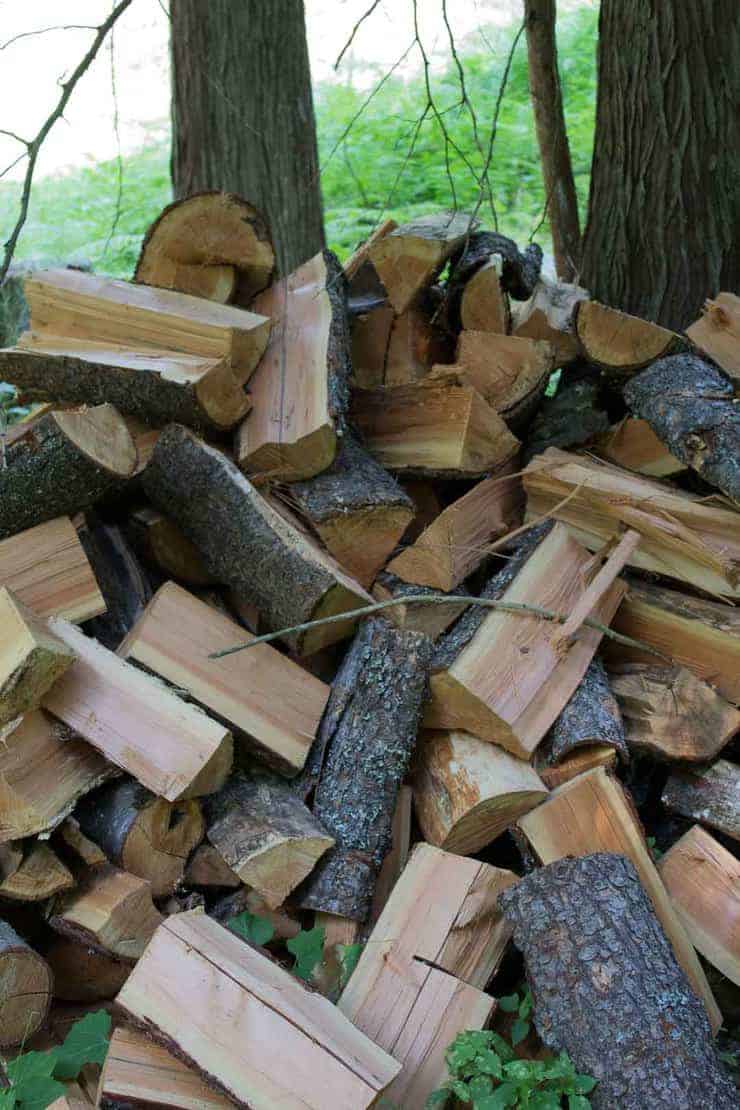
[0,7,597,277]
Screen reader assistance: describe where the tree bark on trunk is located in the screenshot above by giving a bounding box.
[169,0,325,276]
[581,0,740,330]
[523,0,581,281]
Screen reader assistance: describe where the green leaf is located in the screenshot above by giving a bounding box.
[53,1010,112,1080]
[573,1074,598,1094]
[468,1075,494,1100]
[6,1051,58,1089]
[477,1082,518,1108]
[424,1089,450,1109]
[0,1089,16,1110]
[510,1017,530,1047]
[227,911,275,948]
[287,924,325,981]
[13,1076,66,1110]
[503,1060,538,1083]
[449,1079,473,1103]
[568,1096,592,1110]
[337,942,363,989]
[528,1092,561,1110]
[518,990,533,1019]
[498,993,520,1013]
[473,1048,503,1079]
[485,1033,516,1063]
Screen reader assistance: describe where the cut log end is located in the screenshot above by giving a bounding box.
[576,299,678,372]
[0,920,53,1047]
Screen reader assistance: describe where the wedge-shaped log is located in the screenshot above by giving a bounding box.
[384,304,453,385]
[372,574,470,640]
[686,292,740,381]
[662,759,739,843]
[370,785,413,925]
[0,589,77,725]
[448,230,543,303]
[459,257,510,333]
[351,302,395,386]
[367,212,473,314]
[450,331,554,426]
[0,710,112,842]
[510,275,587,366]
[41,618,232,800]
[287,437,414,587]
[0,842,74,902]
[607,579,740,703]
[24,268,270,384]
[49,865,162,962]
[119,581,328,775]
[205,773,334,908]
[45,937,129,1003]
[517,766,721,1031]
[99,1026,233,1110]
[0,517,105,623]
[57,817,108,869]
[1,335,251,433]
[658,825,740,987]
[144,425,371,653]
[135,191,275,303]
[339,843,516,1108]
[575,299,679,373]
[609,663,740,762]
[536,743,617,790]
[386,468,522,591]
[0,404,137,540]
[0,920,53,1047]
[126,506,213,586]
[185,843,240,889]
[541,657,627,766]
[595,417,685,478]
[523,448,740,598]
[499,854,735,1110]
[351,378,520,478]
[413,730,548,854]
[236,250,350,481]
[116,912,400,1109]
[425,522,626,757]
[75,779,205,897]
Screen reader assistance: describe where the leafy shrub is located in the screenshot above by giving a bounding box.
[0,1010,111,1109]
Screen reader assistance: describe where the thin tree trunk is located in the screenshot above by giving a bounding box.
[524,0,581,281]
[581,0,740,329]
[169,0,325,275]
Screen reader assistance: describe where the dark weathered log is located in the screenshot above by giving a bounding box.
[372,573,470,642]
[498,853,735,1109]
[624,354,740,501]
[662,760,739,843]
[204,772,334,909]
[143,424,369,654]
[541,657,627,765]
[0,918,53,1046]
[79,512,153,650]
[44,936,129,1003]
[448,231,543,306]
[75,778,205,897]
[524,372,609,461]
[297,617,433,920]
[0,404,137,539]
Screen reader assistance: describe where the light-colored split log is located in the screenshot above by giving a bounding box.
[517,766,721,1032]
[370,785,413,926]
[386,468,522,591]
[0,919,53,1047]
[372,574,470,641]
[0,710,113,842]
[451,331,554,423]
[576,299,679,372]
[662,760,739,843]
[384,305,453,385]
[0,842,74,902]
[344,218,398,283]
[658,825,740,986]
[184,844,240,889]
[57,817,108,869]
[0,589,77,725]
[119,581,328,775]
[115,911,400,1109]
[535,743,618,790]
[0,517,105,623]
[350,302,395,387]
[686,292,740,381]
[595,417,685,477]
[460,256,510,333]
[413,730,548,854]
[24,268,270,384]
[49,865,162,962]
[367,212,474,314]
[510,276,587,366]
[42,617,233,801]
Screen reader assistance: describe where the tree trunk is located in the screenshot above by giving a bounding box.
[581,0,739,329]
[523,1,581,281]
[169,0,325,276]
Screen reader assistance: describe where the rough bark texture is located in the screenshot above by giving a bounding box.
[0,918,53,1047]
[499,853,735,1109]
[542,657,627,765]
[297,618,433,920]
[624,354,740,501]
[581,0,740,329]
[524,373,610,462]
[447,232,543,325]
[288,436,412,526]
[170,0,325,275]
[524,0,581,280]
[80,513,153,651]
[662,759,739,843]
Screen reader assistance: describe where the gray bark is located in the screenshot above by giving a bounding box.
[448,232,543,303]
[662,759,739,843]
[75,779,161,866]
[524,372,610,462]
[80,513,153,651]
[541,658,627,765]
[288,436,412,525]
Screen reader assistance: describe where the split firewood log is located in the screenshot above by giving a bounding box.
[0,404,137,540]
[350,302,395,386]
[0,516,104,624]
[75,779,205,897]
[143,424,371,654]
[446,331,555,429]
[0,588,77,725]
[49,865,163,962]
[204,772,334,909]
[575,299,680,373]
[0,919,53,1046]
[369,785,413,926]
[523,371,609,460]
[134,191,275,303]
[510,275,588,366]
[184,844,240,890]
[413,729,548,854]
[384,303,454,384]
[498,853,736,1109]
[448,230,543,303]
[286,437,415,587]
[540,657,627,766]
[125,506,213,586]
[0,842,74,902]
[372,573,470,641]
[609,663,740,762]
[453,254,510,334]
[78,513,153,651]
[297,617,433,921]
[594,416,685,477]
[44,937,129,1003]
[536,743,618,790]
[686,292,740,381]
[56,817,108,869]
[344,219,398,286]
[661,759,739,843]
[624,354,740,501]
[367,212,474,314]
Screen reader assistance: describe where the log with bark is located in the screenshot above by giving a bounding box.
[184,843,240,890]
[0,588,77,725]
[74,779,205,897]
[0,919,53,1046]
[44,937,129,1004]
[595,416,685,477]
[624,354,740,501]
[661,759,739,843]
[0,516,105,624]
[446,331,555,429]
[0,842,74,902]
[134,191,275,303]
[297,617,433,921]
[536,743,618,790]
[49,865,162,962]
[540,657,628,766]
[143,424,371,654]
[78,512,153,651]
[575,299,680,373]
[498,853,736,1109]
[447,230,543,308]
[126,506,214,586]
[523,373,610,460]
[510,275,587,366]
[0,404,137,540]
[686,292,740,381]
[453,253,510,334]
[372,573,471,641]
[367,212,474,314]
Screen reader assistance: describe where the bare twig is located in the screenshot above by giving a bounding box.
[0,25,97,51]
[102,10,124,258]
[0,0,133,285]
[334,0,383,70]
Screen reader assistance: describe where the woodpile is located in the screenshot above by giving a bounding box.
[0,197,737,1105]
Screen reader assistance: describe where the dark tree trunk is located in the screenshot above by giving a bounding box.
[581,0,740,330]
[169,0,325,276]
[523,0,581,281]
